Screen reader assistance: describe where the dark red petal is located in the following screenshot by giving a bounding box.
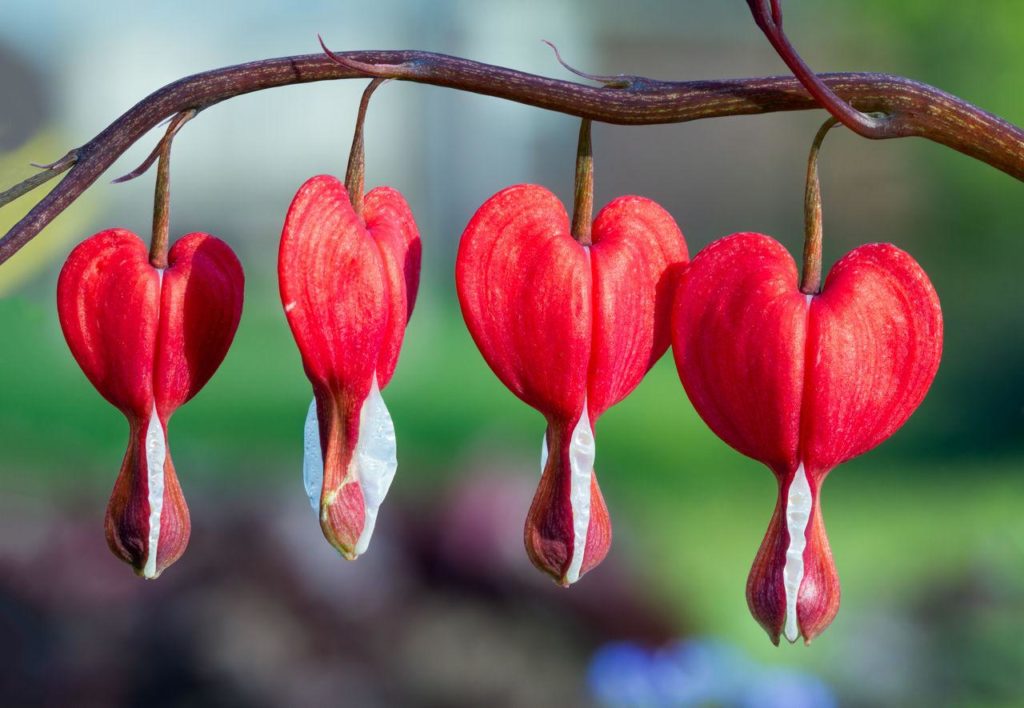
[672,233,806,475]
[746,475,839,644]
[581,478,612,576]
[459,186,688,585]
[104,420,190,578]
[154,232,245,416]
[279,175,394,557]
[803,243,943,473]
[59,229,242,578]
[364,186,422,388]
[588,196,689,418]
[796,503,841,643]
[280,175,388,397]
[57,229,159,419]
[746,492,787,645]
[314,391,365,559]
[524,419,611,585]
[456,184,590,423]
[675,233,941,643]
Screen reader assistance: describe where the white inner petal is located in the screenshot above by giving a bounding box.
[142,269,167,580]
[783,462,813,642]
[302,398,323,513]
[143,404,166,579]
[539,401,596,585]
[566,405,596,584]
[302,374,397,557]
[352,376,398,555]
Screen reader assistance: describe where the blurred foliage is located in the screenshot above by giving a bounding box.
[0,133,98,296]
[838,0,1024,457]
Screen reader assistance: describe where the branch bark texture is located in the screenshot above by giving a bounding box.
[1,50,1022,265]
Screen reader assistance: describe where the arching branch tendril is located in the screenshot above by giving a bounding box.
[1,47,1022,267]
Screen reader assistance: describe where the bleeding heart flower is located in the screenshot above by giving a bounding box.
[57,229,244,578]
[672,232,942,643]
[279,174,421,560]
[456,184,688,586]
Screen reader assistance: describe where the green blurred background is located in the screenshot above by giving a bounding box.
[1,1,1022,705]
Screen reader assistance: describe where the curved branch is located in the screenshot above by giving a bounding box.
[747,0,892,138]
[2,50,1022,265]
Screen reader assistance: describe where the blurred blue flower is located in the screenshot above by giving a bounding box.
[588,637,836,708]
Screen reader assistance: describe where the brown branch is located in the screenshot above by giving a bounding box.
[2,50,1023,266]
[747,0,893,138]
[0,150,77,208]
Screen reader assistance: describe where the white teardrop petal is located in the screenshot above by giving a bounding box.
[352,375,398,555]
[783,462,813,643]
[301,376,398,558]
[537,406,597,585]
[142,269,167,580]
[302,397,323,513]
[565,403,596,585]
[143,406,166,579]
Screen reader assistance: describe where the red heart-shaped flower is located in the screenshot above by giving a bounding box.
[57,229,244,578]
[279,175,421,559]
[457,184,688,585]
[672,232,942,643]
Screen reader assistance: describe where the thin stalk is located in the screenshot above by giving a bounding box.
[0,152,77,209]
[147,111,195,268]
[345,78,389,218]
[571,118,593,246]
[801,117,839,294]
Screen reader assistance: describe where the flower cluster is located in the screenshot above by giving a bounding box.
[53,99,942,645]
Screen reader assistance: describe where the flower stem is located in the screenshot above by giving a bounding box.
[801,116,839,295]
[345,78,389,219]
[148,110,195,269]
[571,118,593,246]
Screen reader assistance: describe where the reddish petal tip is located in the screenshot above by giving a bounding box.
[747,470,840,644]
[319,480,366,561]
[307,398,369,561]
[524,424,612,586]
[105,426,191,580]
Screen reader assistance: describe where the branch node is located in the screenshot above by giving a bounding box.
[542,39,635,89]
[30,150,79,172]
[318,35,414,78]
[0,151,79,210]
[747,0,894,139]
[112,109,197,184]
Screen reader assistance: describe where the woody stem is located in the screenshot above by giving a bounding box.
[801,117,839,295]
[345,78,389,218]
[0,152,78,210]
[747,0,892,139]
[148,110,195,269]
[1,50,1022,267]
[571,118,593,246]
